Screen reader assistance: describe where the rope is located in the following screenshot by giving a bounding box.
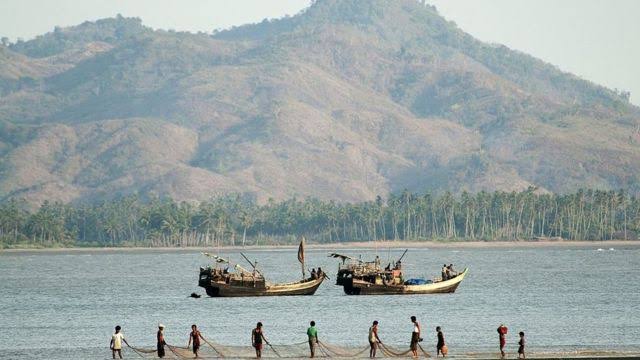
[200,335,225,357]
[346,345,370,357]
[324,341,346,357]
[319,341,370,358]
[267,343,282,358]
[419,344,432,358]
[377,342,432,358]
[125,335,431,359]
[166,344,181,359]
[378,343,411,357]
[167,344,190,359]
[319,341,347,357]
[286,340,310,346]
[126,344,154,358]
[317,342,333,358]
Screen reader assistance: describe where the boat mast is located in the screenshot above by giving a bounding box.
[240,252,264,278]
[203,252,251,275]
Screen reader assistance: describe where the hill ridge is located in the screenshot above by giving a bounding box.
[1,0,639,206]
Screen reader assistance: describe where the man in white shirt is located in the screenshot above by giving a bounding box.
[110,325,129,359]
[410,316,421,358]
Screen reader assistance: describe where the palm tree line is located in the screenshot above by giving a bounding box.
[0,188,638,247]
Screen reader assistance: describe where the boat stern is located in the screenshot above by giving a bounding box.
[198,267,212,288]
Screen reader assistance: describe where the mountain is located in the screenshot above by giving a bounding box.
[1,0,639,206]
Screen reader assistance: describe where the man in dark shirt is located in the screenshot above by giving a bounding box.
[518,331,526,359]
[252,322,269,358]
[436,326,446,357]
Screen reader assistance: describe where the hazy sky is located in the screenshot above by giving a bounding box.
[1,0,638,105]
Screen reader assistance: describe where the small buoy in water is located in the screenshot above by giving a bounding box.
[190,292,201,298]
[596,248,604,251]
[609,248,615,251]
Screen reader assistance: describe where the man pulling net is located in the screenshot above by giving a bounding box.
[117,321,433,359]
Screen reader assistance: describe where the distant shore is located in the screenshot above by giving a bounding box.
[1,240,638,253]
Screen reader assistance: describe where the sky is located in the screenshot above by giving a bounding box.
[0,0,638,105]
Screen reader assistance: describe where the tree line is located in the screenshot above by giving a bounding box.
[1,188,638,248]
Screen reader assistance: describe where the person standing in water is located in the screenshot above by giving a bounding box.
[307,321,319,358]
[436,326,446,357]
[110,325,129,359]
[157,324,166,358]
[187,324,204,358]
[518,331,526,359]
[252,322,270,358]
[497,324,508,359]
[410,316,421,358]
[368,320,382,358]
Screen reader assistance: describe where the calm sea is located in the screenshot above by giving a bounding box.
[1,245,639,359]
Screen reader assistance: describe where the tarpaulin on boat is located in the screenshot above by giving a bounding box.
[404,278,431,285]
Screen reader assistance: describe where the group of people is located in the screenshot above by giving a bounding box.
[309,267,324,280]
[110,319,526,359]
[440,264,458,281]
[364,316,451,359]
[109,324,205,359]
[251,320,320,358]
[497,324,526,359]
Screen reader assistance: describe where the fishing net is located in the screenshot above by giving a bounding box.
[126,334,430,359]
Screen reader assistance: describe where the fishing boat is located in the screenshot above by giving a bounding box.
[198,239,325,297]
[331,250,467,295]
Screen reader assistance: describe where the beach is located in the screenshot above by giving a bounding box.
[2,239,639,253]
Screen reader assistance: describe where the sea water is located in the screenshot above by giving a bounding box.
[0,245,639,359]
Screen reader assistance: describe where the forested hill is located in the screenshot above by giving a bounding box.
[1,0,640,208]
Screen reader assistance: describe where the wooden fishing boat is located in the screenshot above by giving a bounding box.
[331,251,468,295]
[198,268,325,297]
[343,268,468,295]
[198,239,325,297]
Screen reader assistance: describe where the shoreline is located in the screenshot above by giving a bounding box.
[4,347,640,360]
[1,240,638,253]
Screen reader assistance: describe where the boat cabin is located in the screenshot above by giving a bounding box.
[199,266,267,289]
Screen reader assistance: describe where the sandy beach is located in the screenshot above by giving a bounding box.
[425,351,640,359]
[2,240,639,253]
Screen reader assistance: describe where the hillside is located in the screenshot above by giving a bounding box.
[1,0,639,206]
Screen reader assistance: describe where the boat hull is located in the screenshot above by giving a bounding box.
[341,268,468,295]
[201,277,325,297]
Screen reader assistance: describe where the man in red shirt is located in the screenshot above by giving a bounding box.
[157,324,166,358]
[497,324,508,359]
[188,324,204,358]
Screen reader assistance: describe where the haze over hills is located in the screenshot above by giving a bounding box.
[0,0,639,206]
